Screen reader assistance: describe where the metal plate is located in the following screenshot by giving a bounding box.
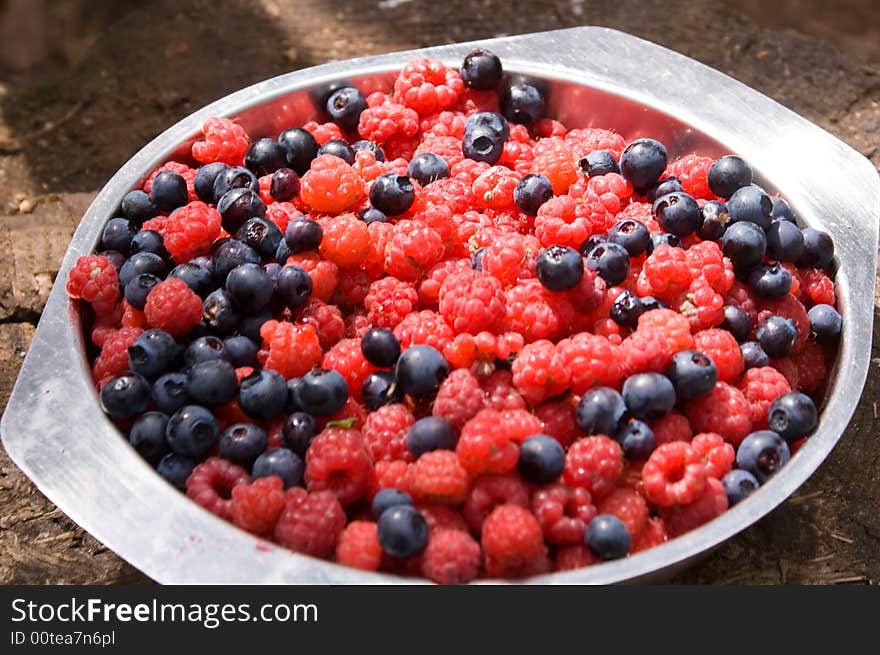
[2,27,878,584]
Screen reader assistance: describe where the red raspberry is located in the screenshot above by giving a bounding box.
[566,267,606,315]
[616,200,653,224]
[555,544,599,571]
[738,366,792,428]
[451,158,491,186]
[685,241,734,295]
[771,356,800,389]
[421,177,474,217]
[409,451,470,505]
[756,295,810,354]
[685,381,752,445]
[480,370,527,411]
[370,460,413,498]
[305,428,372,506]
[556,332,623,393]
[191,117,249,165]
[498,409,544,444]
[642,441,707,507]
[533,400,580,448]
[798,268,835,306]
[418,503,469,533]
[358,101,420,144]
[533,195,593,249]
[274,487,346,558]
[782,263,802,298]
[360,221,393,277]
[481,232,540,286]
[419,259,471,307]
[511,339,570,405]
[439,271,505,334]
[140,215,167,233]
[504,279,575,342]
[287,253,338,302]
[586,173,633,214]
[724,280,758,324]
[363,276,418,329]
[393,310,454,352]
[383,133,420,162]
[319,213,370,268]
[91,326,143,381]
[596,487,649,542]
[361,403,415,463]
[415,136,465,172]
[563,436,624,499]
[533,118,567,138]
[321,338,377,401]
[564,127,627,159]
[499,139,535,176]
[163,201,222,264]
[675,275,725,331]
[335,520,382,571]
[531,482,597,544]
[472,165,520,210]
[421,110,468,138]
[301,120,343,145]
[299,299,345,350]
[693,328,744,383]
[393,59,465,115]
[456,409,520,475]
[333,269,371,308]
[384,220,445,281]
[412,204,456,251]
[257,174,273,205]
[621,309,694,375]
[531,138,578,194]
[143,278,202,337]
[632,517,668,553]
[432,368,486,429]
[300,155,365,214]
[230,476,286,535]
[421,528,481,584]
[265,202,303,232]
[792,341,826,393]
[186,457,250,521]
[350,148,386,183]
[260,320,322,379]
[650,411,693,445]
[667,154,715,199]
[659,477,728,538]
[638,244,693,300]
[320,397,368,432]
[66,255,120,306]
[120,300,146,328]
[690,432,735,480]
[481,505,549,578]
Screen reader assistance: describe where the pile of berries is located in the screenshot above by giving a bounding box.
[68,48,841,582]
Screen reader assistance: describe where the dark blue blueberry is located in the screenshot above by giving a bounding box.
[292,368,349,416]
[224,336,258,367]
[536,245,584,291]
[128,329,179,379]
[121,189,158,225]
[646,176,684,203]
[639,296,666,312]
[666,350,717,401]
[736,430,790,483]
[165,404,219,458]
[358,207,388,224]
[129,411,170,464]
[185,359,238,406]
[352,140,385,161]
[394,345,449,398]
[274,264,312,309]
[622,372,676,420]
[465,111,508,143]
[470,247,485,271]
[610,290,644,328]
[285,377,304,414]
[722,469,760,506]
[124,273,160,310]
[369,173,415,216]
[608,218,651,257]
[579,150,619,177]
[653,191,701,237]
[225,263,273,314]
[99,250,126,270]
[619,138,667,191]
[119,251,166,287]
[269,167,300,202]
[501,83,546,126]
[245,138,290,176]
[766,220,805,262]
[212,165,259,202]
[406,416,458,458]
[517,434,565,484]
[282,412,316,457]
[235,216,283,260]
[721,221,766,269]
[769,196,796,222]
[194,162,228,203]
[275,239,292,265]
[756,316,798,358]
[372,488,414,520]
[238,369,287,420]
[326,86,367,130]
[238,310,272,342]
[100,372,151,419]
[726,184,773,231]
[101,218,136,253]
[156,452,195,491]
[698,200,730,241]
[462,125,505,164]
[768,391,818,442]
[361,327,401,368]
[615,419,656,461]
[252,448,304,489]
[798,228,834,268]
[460,49,503,90]
[576,387,628,435]
[721,305,751,342]
[362,371,404,411]
[585,241,630,286]
[513,173,554,216]
[130,229,167,258]
[284,217,323,254]
[212,239,261,284]
[169,261,213,297]
[152,372,189,414]
[185,336,229,367]
[408,152,449,186]
[649,232,682,252]
[748,263,792,300]
[377,505,429,558]
[585,515,630,561]
[278,127,319,175]
[318,139,355,165]
[579,235,606,257]
[740,341,770,370]
[707,155,752,199]
[808,303,842,345]
[219,422,268,467]
[216,187,266,234]
[150,170,187,212]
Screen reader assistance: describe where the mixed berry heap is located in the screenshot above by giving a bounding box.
[68,48,841,583]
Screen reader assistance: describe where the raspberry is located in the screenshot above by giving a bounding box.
[659,477,728,538]
[642,441,707,507]
[335,521,382,571]
[504,279,574,343]
[260,320,322,379]
[675,275,725,331]
[451,158,491,186]
[690,432,735,480]
[266,202,304,232]
[432,368,486,429]
[143,278,202,337]
[481,232,540,286]
[361,403,415,463]
[756,295,810,354]
[370,460,413,498]
[186,457,251,521]
[419,259,471,307]
[120,301,146,328]
[798,268,835,306]
[393,310,454,352]
[66,255,120,305]
[305,428,372,506]
[667,154,715,199]
[393,59,465,115]
[620,309,694,375]
[556,332,623,393]
[364,276,418,329]
[531,138,578,194]
[421,110,468,139]
[344,311,371,339]
[299,299,345,350]
[163,201,222,264]
[321,338,377,401]
[333,269,371,308]
[140,215,168,233]
[792,341,827,393]
[287,252,338,302]
[510,339,570,405]
[439,271,505,334]
[90,307,123,347]
[472,165,520,210]
[531,482,597,544]
[693,328,743,383]
[358,101,420,144]
[421,528,481,584]
[457,409,521,475]
[533,195,593,249]
[274,487,346,558]
[563,436,624,499]
[685,241,734,295]
[384,220,444,281]
[532,118,566,138]
[638,244,693,301]
[318,213,370,268]
[480,370,527,411]
[481,505,549,578]
[320,397,368,432]
[230,476,286,535]
[650,411,693,445]
[533,400,580,448]
[498,139,535,176]
[565,266,606,314]
[616,200,653,224]
[782,263,802,298]
[418,503,469,533]
[632,517,668,553]
[738,366,792,428]
[302,120,344,146]
[191,117,249,165]
[724,280,758,324]
[300,155,365,214]
[420,176,474,215]
[596,487,649,542]
[555,544,599,571]
[585,173,633,213]
[684,381,752,445]
[91,326,143,381]
[409,450,469,504]
[564,127,627,159]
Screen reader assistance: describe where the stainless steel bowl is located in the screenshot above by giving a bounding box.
[2,27,878,584]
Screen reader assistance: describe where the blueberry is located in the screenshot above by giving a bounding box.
[576,387,628,435]
[278,127,319,175]
[798,228,834,268]
[756,316,798,358]
[649,232,682,252]
[394,345,449,398]
[517,434,565,484]
[194,162,229,202]
[224,336,258,367]
[585,515,630,561]
[130,230,167,258]
[185,359,238,406]
[124,272,160,310]
[318,139,355,165]
[579,150,619,177]
[610,290,644,328]
[721,221,766,269]
[245,138,289,176]
[166,405,219,458]
[766,220,805,262]
[223,262,273,315]
[351,140,385,161]
[500,83,546,126]
[406,416,458,458]
[619,138,667,191]
[150,170,187,212]
[152,372,189,414]
[740,341,770,370]
[371,488,414,520]
[285,377,304,413]
[235,216,282,260]
[361,327,401,368]
[748,263,792,300]
[212,165,259,202]
[639,296,666,312]
[579,235,606,257]
[726,185,773,231]
[358,207,388,224]
[666,350,717,401]
[768,391,818,443]
[212,239,261,284]
[646,176,684,203]
[292,368,349,416]
[465,111,508,145]
[722,469,760,506]
[101,218,136,253]
[536,245,584,291]
[275,240,292,265]
[185,336,229,368]
[769,196,796,222]
[408,153,449,186]
[326,86,367,130]
[169,261,213,297]
[462,126,505,164]
[129,411,170,464]
[585,241,630,286]
[269,167,300,202]
[121,189,158,225]
[362,371,404,410]
[99,250,126,270]
[156,452,195,490]
[238,310,272,342]
[119,251,166,287]
[697,200,730,241]
[653,191,701,237]
[252,448,304,489]
[736,430,790,483]
[460,49,503,90]
[707,155,752,198]
[100,372,151,419]
[369,173,415,216]
[622,372,676,420]
[274,264,312,309]
[216,187,266,234]
[808,303,842,345]
[238,369,287,420]
[219,422,268,467]
[721,305,751,342]
[284,217,323,254]
[470,247,486,271]
[615,419,656,461]
[608,218,651,257]
[282,412,316,457]
[128,329,179,379]
[377,505,429,558]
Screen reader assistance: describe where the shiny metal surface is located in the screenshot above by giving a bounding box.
[2,27,878,584]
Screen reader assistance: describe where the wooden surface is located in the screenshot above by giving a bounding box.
[0,0,878,584]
